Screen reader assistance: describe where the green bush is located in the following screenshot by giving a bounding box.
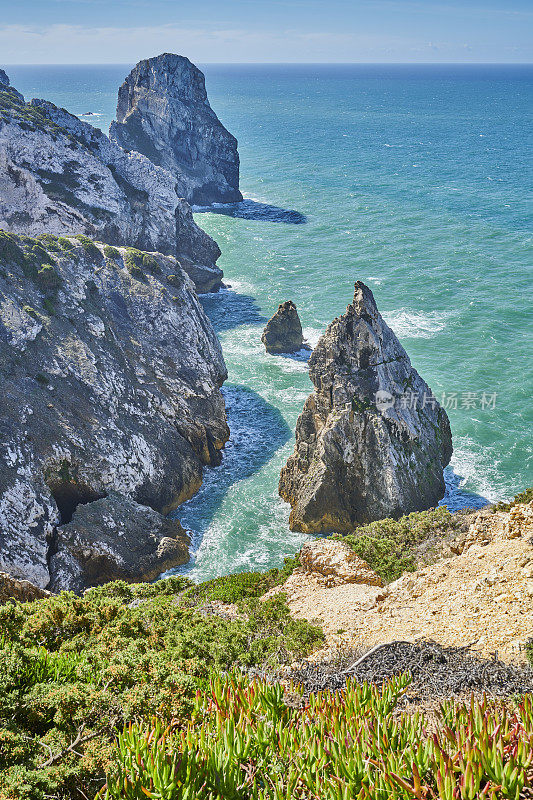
[495,488,533,512]
[103,245,121,261]
[57,236,75,251]
[100,672,533,800]
[0,230,26,268]
[74,234,103,261]
[123,248,161,275]
[0,567,322,799]
[182,556,300,606]
[338,506,462,582]
[526,639,533,670]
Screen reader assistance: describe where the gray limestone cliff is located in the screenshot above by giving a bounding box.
[0,72,223,292]
[110,54,242,206]
[0,231,228,588]
[261,300,310,354]
[50,495,190,593]
[279,282,453,533]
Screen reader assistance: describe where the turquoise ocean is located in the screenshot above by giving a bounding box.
[7,63,533,581]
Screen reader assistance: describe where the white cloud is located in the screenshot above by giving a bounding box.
[0,22,530,64]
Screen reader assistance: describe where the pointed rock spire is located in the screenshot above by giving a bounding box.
[279,282,453,532]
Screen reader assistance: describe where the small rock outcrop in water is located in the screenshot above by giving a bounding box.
[279,282,453,533]
[0,70,222,292]
[261,301,309,354]
[110,54,242,206]
[0,232,228,587]
[50,495,190,593]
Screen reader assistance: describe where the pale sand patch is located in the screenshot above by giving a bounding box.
[276,502,533,666]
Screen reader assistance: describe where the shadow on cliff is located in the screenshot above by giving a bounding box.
[439,466,489,512]
[166,385,292,575]
[200,288,267,333]
[195,199,307,225]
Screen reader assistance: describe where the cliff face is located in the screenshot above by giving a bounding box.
[279,282,452,533]
[0,75,223,292]
[0,231,228,587]
[110,54,242,206]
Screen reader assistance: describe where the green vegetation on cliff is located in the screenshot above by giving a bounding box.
[337,505,465,582]
[0,563,321,800]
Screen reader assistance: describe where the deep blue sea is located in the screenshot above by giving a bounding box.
[6,63,533,580]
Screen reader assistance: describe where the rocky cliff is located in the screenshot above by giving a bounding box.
[0,72,223,292]
[0,231,228,588]
[110,54,242,206]
[279,282,453,532]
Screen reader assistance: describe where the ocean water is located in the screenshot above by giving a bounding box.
[7,63,533,581]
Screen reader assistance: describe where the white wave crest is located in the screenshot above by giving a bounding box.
[384,309,452,339]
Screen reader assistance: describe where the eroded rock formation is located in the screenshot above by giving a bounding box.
[0,231,228,587]
[279,281,453,533]
[110,54,242,206]
[0,72,223,292]
[50,495,189,593]
[0,572,51,604]
[261,300,309,354]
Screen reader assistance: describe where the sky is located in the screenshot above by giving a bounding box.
[1,0,532,64]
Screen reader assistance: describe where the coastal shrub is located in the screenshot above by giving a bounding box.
[74,234,103,261]
[100,671,533,800]
[182,555,300,606]
[42,297,55,315]
[338,506,463,582]
[36,233,65,253]
[0,90,66,138]
[495,487,533,512]
[0,570,321,799]
[103,245,121,261]
[57,236,75,251]
[526,639,533,670]
[123,247,161,275]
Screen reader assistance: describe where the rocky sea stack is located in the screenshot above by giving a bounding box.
[279,281,453,532]
[261,300,309,354]
[110,54,242,206]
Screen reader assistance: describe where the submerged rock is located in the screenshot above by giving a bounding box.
[279,282,452,533]
[50,495,189,593]
[261,300,309,354]
[110,54,242,206]
[0,70,223,292]
[0,232,228,587]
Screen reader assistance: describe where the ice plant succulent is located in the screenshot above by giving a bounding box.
[100,673,533,800]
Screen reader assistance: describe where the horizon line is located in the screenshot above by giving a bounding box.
[3,61,533,67]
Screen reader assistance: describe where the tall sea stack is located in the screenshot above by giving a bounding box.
[110,53,242,206]
[279,282,453,533]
